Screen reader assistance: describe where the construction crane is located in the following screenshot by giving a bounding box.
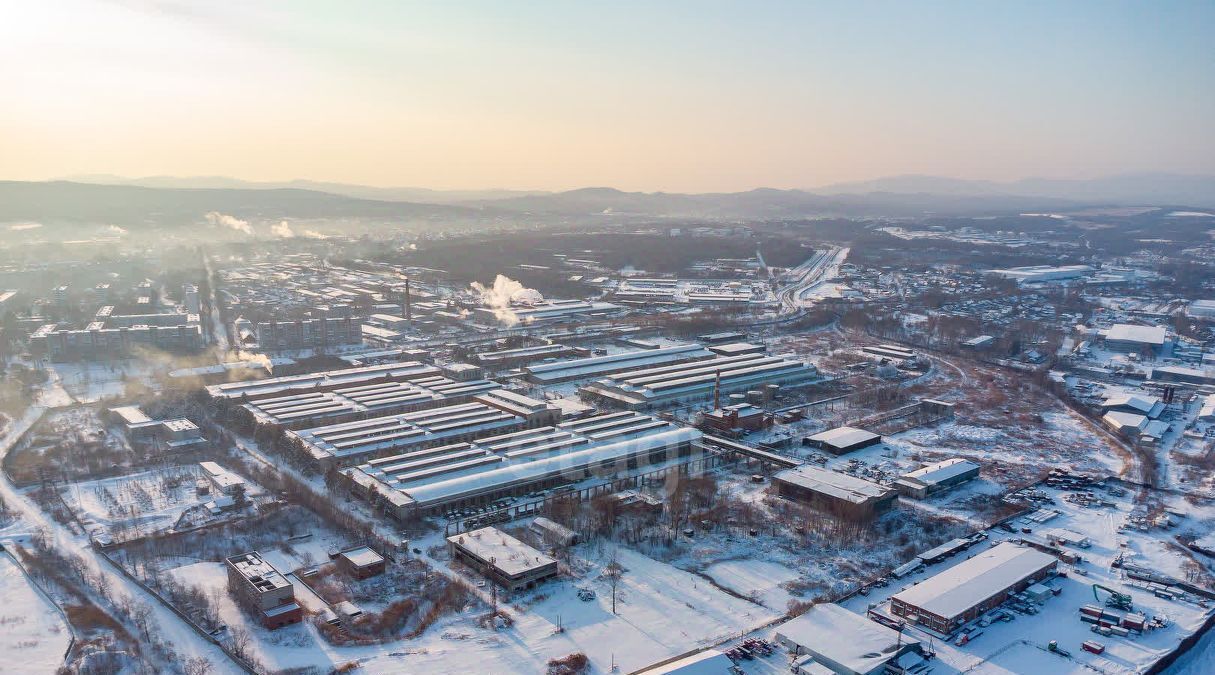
[1093,584,1133,610]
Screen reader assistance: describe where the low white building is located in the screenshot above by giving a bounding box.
[775,603,922,675]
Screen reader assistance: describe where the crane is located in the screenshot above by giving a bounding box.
[1093,584,1133,610]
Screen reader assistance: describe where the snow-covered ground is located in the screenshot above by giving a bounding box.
[0,554,71,673]
[836,479,1215,674]
[166,540,780,675]
[703,559,799,610]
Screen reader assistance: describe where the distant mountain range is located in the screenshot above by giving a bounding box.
[0,172,1210,228]
[815,172,1215,206]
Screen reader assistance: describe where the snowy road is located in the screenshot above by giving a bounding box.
[0,405,241,674]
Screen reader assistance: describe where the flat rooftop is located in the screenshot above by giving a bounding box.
[1104,323,1167,346]
[226,552,291,593]
[807,426,880,449]
[900,458,979,486]
[776,603,918,674]
[447,526,556,577]
[891,542,1056,620]
[774,465,895,505]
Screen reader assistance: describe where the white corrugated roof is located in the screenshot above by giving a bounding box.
[891,543,1056,620]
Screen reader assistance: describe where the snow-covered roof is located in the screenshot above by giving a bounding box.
[447,527,556,577]
[634,649,735,674]
[1100,393,1163,418]
[1104,323,1166,346]
[807,426,880,449]
[891,543,1056,621]
[775,603,918,673]
[900,458,979,486]
[339,546,384,569]
[774,465,894,505]
[1103,410,1147,432]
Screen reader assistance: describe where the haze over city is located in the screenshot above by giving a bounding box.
[3,0,1214,192]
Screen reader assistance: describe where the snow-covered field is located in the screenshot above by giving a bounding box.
[703,559,799,610]
[0,555,70,673]
[167,541,780,674]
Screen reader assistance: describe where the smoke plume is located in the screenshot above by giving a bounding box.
[271,220,295,238]
[205,211,253,235]
[470,274,543,327]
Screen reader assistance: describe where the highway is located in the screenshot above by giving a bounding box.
[775,246,849,314]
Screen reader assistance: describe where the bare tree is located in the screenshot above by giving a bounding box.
[603,551,624,615]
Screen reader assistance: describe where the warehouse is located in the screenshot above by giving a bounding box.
[1101,323,1168,355]
[773,465,897,520]
[774,603,922,675]
[237,374,502,430]
[1100,393,1164,419]
[473,299,623,326]
[889,542,1058,634]
[473,343,587,369]
[206,361,441,402]
[447,527,558,591]
[579,352,821,409]
[1151,365,1215,386]
[803,426,882,455]
[341,412,701,519]
[523,343,714,384]
[988,264,1094,284]
[894,458,980,499]
[286,391,560,469]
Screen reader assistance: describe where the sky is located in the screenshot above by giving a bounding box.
[2,0,1213,193]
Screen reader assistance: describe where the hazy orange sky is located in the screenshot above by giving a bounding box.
[3,1,1213,192]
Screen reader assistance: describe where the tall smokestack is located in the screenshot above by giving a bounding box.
[404,278,412,323]
[714,369,721,411]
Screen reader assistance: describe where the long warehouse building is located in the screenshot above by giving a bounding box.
[206,361,442,402]
[522,343,714,384]
[889,542,1058,634]
[286,390,560,470]
[339,411,701,520]
[579,352,821,409]
[236,374,502,430]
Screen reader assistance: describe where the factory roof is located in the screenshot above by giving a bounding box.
[351,413,700,508]
[447,527,556,577]
[899,458,979,486]
[244,375,501,427]
[634,649,735,674]
[807,426,880,449]
[775,603,918,674]
[524,343,713,383]
[1104,323,1167,346]
[1101,393,1164,418]
[1103,410,1148,432]
[891,543,1056,620]
[774,465,894,505]
[290,399,528,461]
[206,361,440,401]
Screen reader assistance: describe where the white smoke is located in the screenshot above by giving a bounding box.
[470,274,544,327]
[303,229,328,239]
[231,350,275,373]
[106,225,128,235]
[205,211,253,235]
[271,220,295,238]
